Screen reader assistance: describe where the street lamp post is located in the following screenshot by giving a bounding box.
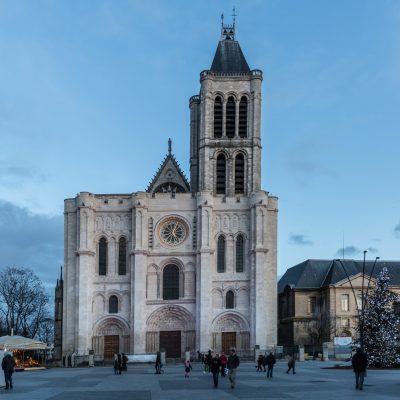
[336,253,379,352]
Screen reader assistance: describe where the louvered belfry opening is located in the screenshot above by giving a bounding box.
[216,154,226,194]
[239,96,248,137]
[214,96,223,138]
[99,237,107,275]
[226,96,236,138]
[235,154,245,194]
[118,237,127,275]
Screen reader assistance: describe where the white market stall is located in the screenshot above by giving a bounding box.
[0,335,49,370]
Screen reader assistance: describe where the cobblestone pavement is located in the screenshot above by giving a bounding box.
[2,360,399,399]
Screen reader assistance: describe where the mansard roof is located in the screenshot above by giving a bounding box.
[210,39,250,73]
[278,259,400,294]
[146,141,190,194]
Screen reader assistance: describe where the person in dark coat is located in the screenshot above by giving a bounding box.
[113,353,119,375]
[2,353,16,390]
[352,348,368,390]
[210,353,221,388]
[122,353,128,371]
[117,353,122,374]
[155,351,162,374]
[204,350,212,373]
[227,348,240,389]
[256,354,264,372]
[286,356,295,374]
[265,352,276,378]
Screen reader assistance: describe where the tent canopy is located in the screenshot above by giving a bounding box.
[0,335,49,350]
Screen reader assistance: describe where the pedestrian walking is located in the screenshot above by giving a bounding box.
[122,353,128,371]
[210,353,221,388]
[113,353,119,375]
[219,352,227,377]
[117,353,122,374]
[184,359,192,378]
[155,351,162,374]
[204,350,212,373]
[265,352,276,378]
[227,348,240,389]
[286,356,295,374]
[352,348,368,390]
[256,354,264,372]
[2,353,16,390]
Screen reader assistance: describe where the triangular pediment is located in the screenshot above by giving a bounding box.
[146,153,190,194]
[334,272,376,288]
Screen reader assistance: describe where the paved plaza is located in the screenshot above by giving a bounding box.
[2,360,399,399]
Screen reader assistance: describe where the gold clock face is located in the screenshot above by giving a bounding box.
[159,218,187,246]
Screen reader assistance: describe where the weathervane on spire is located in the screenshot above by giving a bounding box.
[168,138,172,155]
[220,8,236,41]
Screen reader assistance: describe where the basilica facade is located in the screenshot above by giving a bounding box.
[62,22,278,360]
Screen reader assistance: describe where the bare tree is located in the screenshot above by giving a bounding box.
[36,317,54,344]
[0,267,49,338]
[307,309,338,344]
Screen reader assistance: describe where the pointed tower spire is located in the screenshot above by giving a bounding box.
[168,138,172,155]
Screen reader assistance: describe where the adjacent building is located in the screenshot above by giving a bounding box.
[278,259,400,346]
[60,21,278,361]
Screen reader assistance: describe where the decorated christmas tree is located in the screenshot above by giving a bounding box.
[361,267,400,367]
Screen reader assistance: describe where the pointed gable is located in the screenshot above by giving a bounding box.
[146,140,190,194]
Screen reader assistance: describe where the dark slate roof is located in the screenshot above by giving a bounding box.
[210,39,250,73]
[278,259,400,294]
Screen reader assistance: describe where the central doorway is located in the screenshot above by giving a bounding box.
[160,331,181,358]
[104,335,119,361]
[221,332,236,354]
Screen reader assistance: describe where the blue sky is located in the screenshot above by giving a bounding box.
[0,0,399,291]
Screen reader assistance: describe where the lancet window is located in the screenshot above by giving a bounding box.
[216,154,226,194]
[214,96,223,138]
[217,235,226,273]
[226,96,236,138]
[118,237,127,275]
[235,154,245,194]
[163,264,180,300]
[99,237,107,276]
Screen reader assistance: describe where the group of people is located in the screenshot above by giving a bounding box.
[256,352,277,377]
[196,348,240,389]
[113,353,128,375]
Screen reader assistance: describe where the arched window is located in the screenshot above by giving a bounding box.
[235,154,245,194]
[214,96,223,138]
[226,290,234,309]
[163,264,180,300]
[109,295,118,313]
[216,154,226,194]
[118,237,127,275]
[226,96,236,138]
[238,96,248,137]
[236,234,244,272]
[217,235,225,273]
[99,237,107,275]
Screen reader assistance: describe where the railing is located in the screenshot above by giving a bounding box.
[200,69,263,79]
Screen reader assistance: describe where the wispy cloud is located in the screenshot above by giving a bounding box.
[0,200,63,291]
[0,162,46,188]
[289,234,313,246]
[395,222,400,238]
[336,245,359,257]
[367,247,378,254]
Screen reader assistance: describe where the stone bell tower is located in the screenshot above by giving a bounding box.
[190,16,263,197]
